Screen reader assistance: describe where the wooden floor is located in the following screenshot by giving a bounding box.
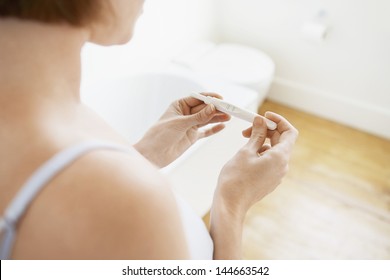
[207,100,390,259]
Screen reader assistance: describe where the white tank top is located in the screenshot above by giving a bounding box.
[0,141,213,259]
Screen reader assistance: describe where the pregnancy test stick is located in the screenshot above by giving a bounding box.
[191,92,277,130]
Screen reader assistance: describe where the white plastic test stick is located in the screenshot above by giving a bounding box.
[191,92,277,130]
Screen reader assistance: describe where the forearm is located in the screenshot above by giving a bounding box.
[133,141,160,167]
[133,136,171,168]
[209,197,246,260]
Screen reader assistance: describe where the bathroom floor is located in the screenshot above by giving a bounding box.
[205,100,390,259]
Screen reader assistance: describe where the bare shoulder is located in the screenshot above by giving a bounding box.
[14,148,189,259]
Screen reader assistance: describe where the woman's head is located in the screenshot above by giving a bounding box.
[0,0,145,45]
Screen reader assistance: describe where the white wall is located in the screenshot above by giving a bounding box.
[82,0,215,83]
[213,0,390,139]
[130,0,215,58]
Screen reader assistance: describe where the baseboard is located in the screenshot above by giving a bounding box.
[268,77,390,140]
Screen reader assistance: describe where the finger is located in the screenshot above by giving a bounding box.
[198,123,226,139]
[265,111,299,149]
[246,116,268,151]
[197,113,231,128]
[242,126,252,138]
[190,103,207,114]
[243,116,272,141]
[257,144,271,156]
[183,103,217,126]
[182,92,223,108]
[265,111,295,134]
[242,115,278,138]
[190,104,231,121]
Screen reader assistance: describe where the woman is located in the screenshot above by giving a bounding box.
[0,0,298,259]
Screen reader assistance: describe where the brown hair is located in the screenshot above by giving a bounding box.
[0,0,103,26]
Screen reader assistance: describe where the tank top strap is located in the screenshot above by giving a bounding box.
[0,140,133,259]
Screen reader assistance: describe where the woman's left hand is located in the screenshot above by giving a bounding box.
[134,93,231,168]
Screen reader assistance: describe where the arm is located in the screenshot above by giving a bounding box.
[210,113,298,259]
[134,93,230,168]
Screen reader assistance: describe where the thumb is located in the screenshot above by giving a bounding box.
[184,104,216,126]
[246,116,268,151]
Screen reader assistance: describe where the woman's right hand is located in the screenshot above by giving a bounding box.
[214,112,299,217]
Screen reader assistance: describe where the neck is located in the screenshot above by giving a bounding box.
[0,19,89,116]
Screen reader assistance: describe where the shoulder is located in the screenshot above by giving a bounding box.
[67,148,190,259]
[16,147,189,259]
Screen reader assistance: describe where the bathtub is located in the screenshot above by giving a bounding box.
[81,63,259,216]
